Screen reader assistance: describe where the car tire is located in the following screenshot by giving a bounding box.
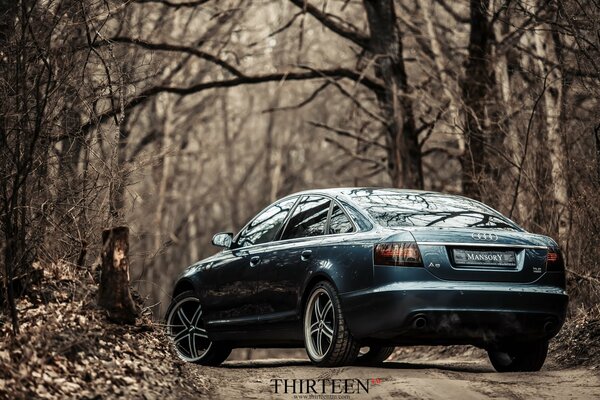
[303,281,360,367]
[165,291,231,366]
[487,340,548,372]
[355,346,395,365]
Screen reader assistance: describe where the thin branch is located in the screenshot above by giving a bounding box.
[262,81,333,112]
[433,0,470,23]
[418,106,446,147]
[265,12,303,40]
[566,268,600,285]
[101,37,245,77]
[298,64,387,123]
[287,0,369,48]
[324,137,387,169]
[133,0,211,9]
[128,130,159,163]
[509,68,552,219]
[310,121,387,149]
[421,147,461,157]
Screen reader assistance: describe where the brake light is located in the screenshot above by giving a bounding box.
[374,242,423,267]
[546,249,564,271]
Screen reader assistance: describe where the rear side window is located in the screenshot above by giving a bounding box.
[338,200,372,231]
[236,197,297,247]
[329,204,354,234]
[281,196,331,240]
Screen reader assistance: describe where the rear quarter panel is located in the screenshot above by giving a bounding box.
[295,231,382,312]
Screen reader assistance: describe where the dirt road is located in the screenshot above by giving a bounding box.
[186,354,600,399]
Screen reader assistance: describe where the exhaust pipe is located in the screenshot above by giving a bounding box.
[413,315,428,330]
[543,320,556,334]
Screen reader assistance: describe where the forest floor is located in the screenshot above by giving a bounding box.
[1,262,599,399]
[0,262,211,399]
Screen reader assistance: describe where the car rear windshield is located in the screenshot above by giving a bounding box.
[351,193,520,230]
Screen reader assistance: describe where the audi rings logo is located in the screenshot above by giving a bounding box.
[471,232,498,241]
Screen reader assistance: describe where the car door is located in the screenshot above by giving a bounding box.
[209,196,298,327]
[204,250,257,324]
[257,195,331,321]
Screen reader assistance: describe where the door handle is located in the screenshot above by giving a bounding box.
[301,250,312,261]
[250,256,261,267]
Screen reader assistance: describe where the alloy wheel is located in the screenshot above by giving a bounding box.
[166,296,212,362]
[304,287,335,361]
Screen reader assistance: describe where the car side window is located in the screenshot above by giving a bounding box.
[281,196,331,240]
[236,197,297,247]
[329,204,354,234]
[338,200,372,231]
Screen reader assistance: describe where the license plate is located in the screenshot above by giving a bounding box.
[453,249,516,267]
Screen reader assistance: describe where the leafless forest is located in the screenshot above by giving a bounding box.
[1,0,599,332]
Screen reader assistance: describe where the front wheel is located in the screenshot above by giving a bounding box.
[303,281,360,367]
[487,340,548,372]
[165,291,231,366]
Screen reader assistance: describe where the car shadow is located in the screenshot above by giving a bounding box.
[380,360,491,373]
[222,359,311,369]
[221,358,491,373]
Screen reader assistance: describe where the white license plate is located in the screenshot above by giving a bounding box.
[453,249,516,267]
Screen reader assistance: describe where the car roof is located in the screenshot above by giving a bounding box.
[288,187,448,199]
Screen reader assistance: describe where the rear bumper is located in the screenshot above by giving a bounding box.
[340,281,568,346]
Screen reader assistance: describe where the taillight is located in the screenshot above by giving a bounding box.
[546,249,564,272]
[374,242,423,267]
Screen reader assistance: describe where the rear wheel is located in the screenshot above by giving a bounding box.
[355,346,395,365]
[487,340,548,372]
[303,281,360,367]
[165,291,231,366]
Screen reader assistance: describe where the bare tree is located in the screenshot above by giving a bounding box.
[460,0,495,201]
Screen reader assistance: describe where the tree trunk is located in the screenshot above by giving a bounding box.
[532,122,553,231]
[56,89,83,214]
[363,0,422,189]
[55,0,84,228]
[494,46,523,214]
[220,93,241,229]
[460,0,493,201]
[595,124,600,184]
[0,0,19,336]
[264,90,281,204]
[109,111,132,223]
[98,226,138,324]
[151,104,172,295]
[490,2,521,214]
[532,16,568,245]
[421,0,464,153]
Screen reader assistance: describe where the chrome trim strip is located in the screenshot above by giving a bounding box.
[416,242,549,250]
[207,316,259,327]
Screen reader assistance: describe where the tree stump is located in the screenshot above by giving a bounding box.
[98,226,138,324]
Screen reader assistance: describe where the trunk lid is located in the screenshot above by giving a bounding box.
[400,227,551,283]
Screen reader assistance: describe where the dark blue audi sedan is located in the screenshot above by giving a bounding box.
[165,188,568,371]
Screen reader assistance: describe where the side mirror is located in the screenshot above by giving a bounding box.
[211,232,233,249]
